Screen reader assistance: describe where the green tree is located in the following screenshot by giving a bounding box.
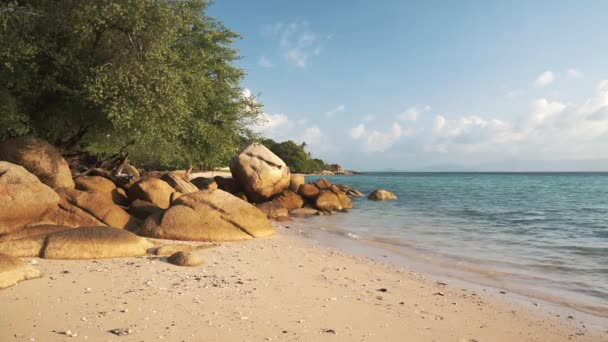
[0,0,261,169]
[260,138,328,173]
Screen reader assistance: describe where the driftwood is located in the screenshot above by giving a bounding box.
[63,150,139,188]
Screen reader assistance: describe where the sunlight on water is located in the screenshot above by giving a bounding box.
[304,172,608,317]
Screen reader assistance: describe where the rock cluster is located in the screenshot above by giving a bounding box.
[0,138,375,283]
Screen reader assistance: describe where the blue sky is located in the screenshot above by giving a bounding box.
[209,1,608,171]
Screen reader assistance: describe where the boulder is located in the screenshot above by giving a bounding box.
[167,251,203,267]
[290,208,321,218]
[336,184,365,197]
[161,172,198,194]
[0,162,60,234]
[314,178,332,190]
[329,164,345,174]
[0,226,154,259]
[75,176,128,205]
[140,189,275,242]
[0,225,73,243]
[229,143,290,203]
[128,199,164,221]
[0,253,41,289]
[289,174,305,192]
[233,192,249,202]
[59,188,140,230]
[190,177,218,191]
[275,190,304,211]
[213,176,242,194]
[256,200,289,220]
[298,183,320,200]
[36,196,105,228]
[155,244,215,256]
[170,191,183,203]
[127,178,176,209]
[368,189,398,201]
[315,186,353,212]
[0,136,74,189]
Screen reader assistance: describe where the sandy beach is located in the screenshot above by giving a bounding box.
[1,223,605,342]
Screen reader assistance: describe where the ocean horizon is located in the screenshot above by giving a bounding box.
[302,172,608,319]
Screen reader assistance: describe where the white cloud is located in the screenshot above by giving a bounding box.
[326,104,345,117]
[362,114,376,123]
[567,68,583,78]
[254,113,291,133]
[425,80,608,161]
[349,124,366,139]
[527,98,566,126]
[258,56,273,68]
[534,70,555,88]
[263,21,327,68]
[350,122,406,152]
[398,105,430,122]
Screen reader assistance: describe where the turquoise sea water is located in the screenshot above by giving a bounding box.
[303,172,608,317]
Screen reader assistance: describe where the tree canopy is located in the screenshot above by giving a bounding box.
[260,139,329,174]
[0,0,262,169]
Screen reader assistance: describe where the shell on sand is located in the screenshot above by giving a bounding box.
[0,226,154,260]
[0,253,41,289]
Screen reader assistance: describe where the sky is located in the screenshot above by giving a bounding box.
[209,0,608,171]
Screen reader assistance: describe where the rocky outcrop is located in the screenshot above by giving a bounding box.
[0,253,41,289]
[0,226,154,259]
[190,177,218,191]
[161,172,198,194]
[336,184,365,197]
[0,224,73,243]
[75,176,128,205]
[37,195,105,228]
[275,190,304,211]
[0,162,60,234]
[213,176,242,194]
[298,183,321,200]
[256,200,289,220]
[140,189,275,242]
[314,178,332,190]
[167,251,203,267]
[59,188,140,230]
[315,186,353,212]
[289,174,305,192]
[127,199,164,221]
[229,143,290,203]
[127,178,176,209]
[368,189,397,201]
[0,136,74,189]
[290,208,321,217]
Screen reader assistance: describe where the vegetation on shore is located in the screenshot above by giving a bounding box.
[1,0,261,169]
[0,0,335,173]
[259,139,329,174]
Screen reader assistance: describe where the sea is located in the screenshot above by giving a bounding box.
[300,172,608,319]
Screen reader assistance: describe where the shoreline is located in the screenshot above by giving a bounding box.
[1,225,604,341]
[289,218,608,330]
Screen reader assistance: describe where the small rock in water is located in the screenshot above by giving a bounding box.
[109,328,132,336]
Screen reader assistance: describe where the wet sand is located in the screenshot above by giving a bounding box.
[0,224,605,341]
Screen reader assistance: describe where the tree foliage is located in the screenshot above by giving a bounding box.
[0,0,261,169]
[260,139,329,173]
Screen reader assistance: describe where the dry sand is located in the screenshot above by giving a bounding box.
[0,224,606,342]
